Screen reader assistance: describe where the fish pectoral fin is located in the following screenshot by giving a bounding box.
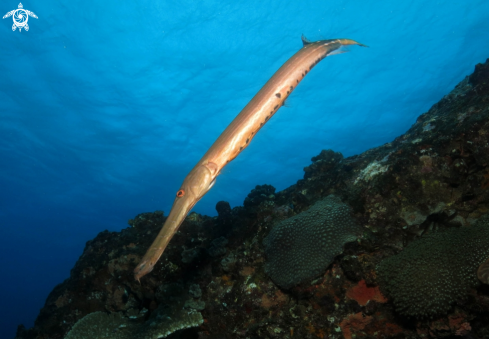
[208,177,216,190]
[328,49,349,56]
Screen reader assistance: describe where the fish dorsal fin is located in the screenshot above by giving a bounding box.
[301,35,312,46]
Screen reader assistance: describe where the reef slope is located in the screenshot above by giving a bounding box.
[15,59,489,339]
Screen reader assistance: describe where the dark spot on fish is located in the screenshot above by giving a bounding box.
[251,131,254,135]
[305,70,308,74]
[296,79,299,83]
[310,60,319,69]
[302,73,304,77]
[290,86,293,90]
[274,105,279,110]
[240,146,243,151]
[246,138,249,144]
[265,116,270,122]
[287,91,289,94]
[275,93,281,98]
[260,122,263,127]
[270,111,273,114]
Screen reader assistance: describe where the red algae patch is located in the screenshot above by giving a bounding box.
[346,279,387,306]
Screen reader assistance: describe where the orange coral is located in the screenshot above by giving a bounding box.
[346,279,387,306]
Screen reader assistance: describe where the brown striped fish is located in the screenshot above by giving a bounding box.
[134,36,367,281]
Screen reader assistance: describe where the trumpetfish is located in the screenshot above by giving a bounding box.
[134,36,367,281]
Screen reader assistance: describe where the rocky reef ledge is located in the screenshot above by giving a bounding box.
[16,59,489,339]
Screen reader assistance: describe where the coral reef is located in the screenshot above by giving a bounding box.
[377,214,489,318]
[207,237,229,257]
[263,194,362,289]
[14,59,489,339]
[243,184,276,208]
[303,149,343,180]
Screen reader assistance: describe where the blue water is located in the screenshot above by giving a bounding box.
[1,0,488,337]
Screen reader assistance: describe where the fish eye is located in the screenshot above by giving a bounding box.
[176,189,185,198]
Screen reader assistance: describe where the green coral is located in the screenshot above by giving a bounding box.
[65,305,203,339]
[377,214,489,318]
[65,312,126,339]
[263,195,362,289]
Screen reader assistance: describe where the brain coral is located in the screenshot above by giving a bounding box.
[377,214,489,318]
[263,195,362,289]
[65,306,203,339]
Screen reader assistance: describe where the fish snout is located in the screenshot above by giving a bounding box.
[134,259,155,281]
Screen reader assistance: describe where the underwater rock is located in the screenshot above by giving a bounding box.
[215,201,231,217]
[181,247,200,263]
[220,252,236,272]
[377,214,489,318]
[353,160,389,185]
[243,184,276,208]
[188,284,202,298]
[263,195,362,289]
[207,236,228,257]
[128,211,165,229]
[303,149,343,180]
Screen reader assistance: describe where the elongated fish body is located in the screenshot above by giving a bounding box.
[134,37,367,281]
